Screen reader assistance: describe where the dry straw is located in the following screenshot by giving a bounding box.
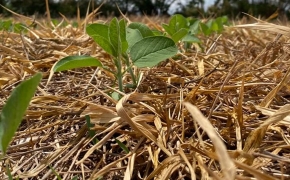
[1,3,290,180]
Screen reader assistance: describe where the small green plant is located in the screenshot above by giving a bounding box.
[49,15,229,94]
[50,17,178,94]
[162,14,229,51]
[49,165,79,180]
[0,73,42,155]
[115,139,130,154]
[0,19,27,33]
[85,115,99,144]
[51,19,69,27]
[6,166,19,180]
[49,165,62,180]
[162,14,190,43]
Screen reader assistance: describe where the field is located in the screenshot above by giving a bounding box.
[0,7,290,180]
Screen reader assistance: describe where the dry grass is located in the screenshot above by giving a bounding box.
[0,8,290,180]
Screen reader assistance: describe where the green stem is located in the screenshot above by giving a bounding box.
[116,57,123,92]
[124,54,137,85]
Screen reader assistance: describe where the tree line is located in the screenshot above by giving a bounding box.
[0,0,289,19]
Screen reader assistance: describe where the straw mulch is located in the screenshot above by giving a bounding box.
[0,11,290,180]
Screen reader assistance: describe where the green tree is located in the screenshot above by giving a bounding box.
[8,0,46,16]
[176,0,205,17]
[130,0,175,15]
[207,0,280,18]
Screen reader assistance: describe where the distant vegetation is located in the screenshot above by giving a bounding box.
[0,0,289,19]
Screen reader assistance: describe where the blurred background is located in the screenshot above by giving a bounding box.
[0,0,289,19]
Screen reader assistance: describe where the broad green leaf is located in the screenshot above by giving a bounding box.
[128,22,154,37]
[130,36,178,68]
[162,23,174,36]
[210,20,219,32]
[13,23,27,33]
[46,55,102,86]
[52,55,102,72]
[126,28,143,52]
[86,24,116,56]
[0,73,42,154]
[199,22,212,36]
[109,17,121,57]
[119,19,128,53]
[182,34,201,43]
[169,14,188,32]
[187,17,198,26]
[0,20,12,31]
[116,139,130,153]
[189,19,200,34]
[111,91,121,101]
[206,19,214,29]
[171,28,188,43]
[91,35,116,56]
[217,16,229,25]
[152,30,163,36]
[206,19,219,34]
[86,23,109,40]
[215,16,229,33]
[215,18,224,33]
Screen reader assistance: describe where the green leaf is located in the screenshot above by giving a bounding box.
[163,14,188,36]
[51,19,59,26]
[6,167,13,180]
[182,34,201,43]
[72,21,78,28]
[85,115,98,144]
[86,23,109,40]
[13,23,27,33]
[49,165,62,180]
[126,28,143,52]
[125,83,137,89]
[111,91,121,101]
[91,35,116,56]
[217,16,229,25]
[86,24,116,56]
[128,22,154,37]
[0,73,42,154]
[116,139,130,153]
[52,55,102,72]
[171,28,188,43]
[215,16,229,33]
[210,20,219,32]
[199,22,212,36]
[187,17,198,25]
[189,19,201,34]
[109,18,121,57]
[169,14,188,32]
[130,36,178,68]
[152,30,164,36]
[206,19,214,29]
[119,19,128,53]
[162,23,174,36]
[0,20,12,31]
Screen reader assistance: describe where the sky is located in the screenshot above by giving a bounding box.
[203,0,215,9]
[169,0,215,14]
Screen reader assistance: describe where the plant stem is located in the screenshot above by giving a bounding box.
[124,55,137,85]
[116,57,123,92]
